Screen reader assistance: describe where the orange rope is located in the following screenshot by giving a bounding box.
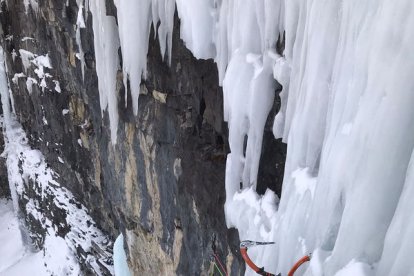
[239,240,310,276]
[287,255,311,276]
[240,247,275,276]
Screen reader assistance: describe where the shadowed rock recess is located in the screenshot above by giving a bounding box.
[0,1,285,275]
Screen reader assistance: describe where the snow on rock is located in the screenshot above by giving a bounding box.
[0,199,25,273]
[11,73,25,84]
[21,37,34,42]
[0,199,79,276]
[16,49,53,94]
[25,77,37,94]
[32,54,52,71]
[0,112,114,275]
[1,47,114,275]
[18,49,34,73]
[52,80,61,93]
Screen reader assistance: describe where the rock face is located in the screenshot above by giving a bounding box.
[0,111,10,199]
[0,0,285,275]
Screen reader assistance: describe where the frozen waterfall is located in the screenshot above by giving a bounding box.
[86,0,414,275]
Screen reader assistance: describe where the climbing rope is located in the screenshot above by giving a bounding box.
[287,254,311,276]
[209,234,228,276]
[211,262,225,276]
[240,240,276,276]
[240,240,311,276]
[213,253,228,275]
[209,254,227,276]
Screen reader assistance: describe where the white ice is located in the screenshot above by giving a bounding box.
[89,0,120,144]
[113,234,132,276]
[151,0,414,275]
[13,0,414,275]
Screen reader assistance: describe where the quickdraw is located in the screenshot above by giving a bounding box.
[240,240,311,276]
[240,241,277,276]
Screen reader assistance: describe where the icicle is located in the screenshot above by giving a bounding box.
[89,0,120,144]
[113,0,152,116]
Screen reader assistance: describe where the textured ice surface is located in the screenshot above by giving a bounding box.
[217,0,414,275]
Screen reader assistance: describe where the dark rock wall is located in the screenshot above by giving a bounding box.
[0,0,286,275]
[1,0,118,236]
[0,113,9,199]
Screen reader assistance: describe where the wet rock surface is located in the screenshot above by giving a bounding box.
[0,0,286,275]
